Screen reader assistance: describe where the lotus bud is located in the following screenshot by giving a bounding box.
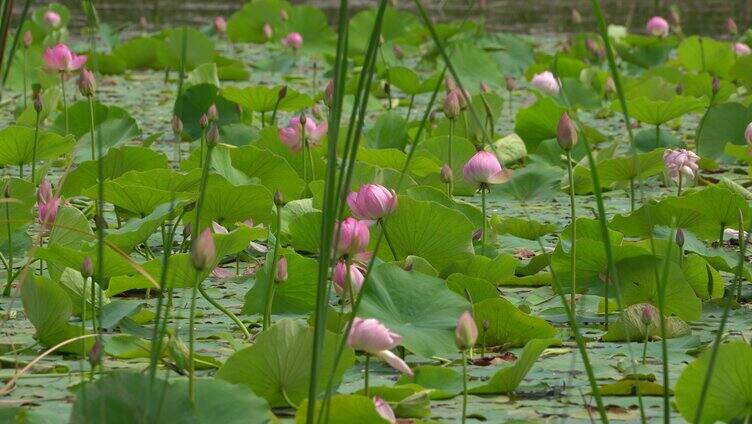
[479,81,491,93]
[81,256,94,280]
[347,184,398,220]
[571,8,582,25]
[199,113,209,129]
[282,32,302,50]
[279,9,288,22]
[556,112,578,151]
[440,163,453,184]
[332,261,365,294]
[604,77,615,95]
[505,76,516,92]
[734,42,752,56]
[373,397,396,424]
[675,82,684,95]
[641,304,655,327]
[88,339,103,367]
[214,16,227,34]
[463,150,509,186]
[531,71,560,95]
[324,80,335,108]
[745,122,752,146]
[78,68,96,97]
[335,217,370,257]
[392,43,404,59]
[278,85,288,100]
[206,124,220,147]
[473,228,483,241]
[207,104,219,121]
[33,93,43,113]
[22,31,32,48]
[3,184,10,198]
[44,10,61,28]
[171,115,183,135]
[182,222,192,239]
[263,23,273,40]
[675,228,685,248]
[445,76,457,92]
[727,18,738,36]
[669,9,681,26]
[712,77,720,96]
[190,228,215,271]
[443,90,461,120]
[274,189,284,207]
[312,104,323,120]
[454,311,478,350]
[139,16,148,30]
[275,257,288,282]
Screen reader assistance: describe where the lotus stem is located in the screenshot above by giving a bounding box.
[448,119,454,196]
[566,150,577,315]
[60,72,68,136]
[461,350,468,424]
[406,94,414,121]
[88,97,97,162]
[363,353,370,397]
[480,186,487,256]
[30,110,40,184]
[263,202,283,331]
[198,283,250,339]
[655,124,660,147]
[677,174,682,197]
[187,272,199,402]
[2,195,12,296]
[642,324,649,364]
[379,219,398,260]
[630,178,636,212]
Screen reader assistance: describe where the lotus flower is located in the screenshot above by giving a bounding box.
[443,90,461,119]
[335,217,370,257]
[37,180,61,227]
[347,184,397,220]
[347,317,413,376]
[646,16,669,37]
[530,71,560,95]
[214,16,227,33]
[663,148,699,179]
[43,10,61,27]
[282,32,303,50]
[332,260,365,295]
[43,43,87,73]
[556,112,578,150]
[735,42,751,56]
[278,116,328,153]
[462,150,511,186]
[373,397,396,424]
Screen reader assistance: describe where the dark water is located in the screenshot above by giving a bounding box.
[18,0,752,36]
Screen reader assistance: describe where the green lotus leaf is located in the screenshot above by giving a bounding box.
[229,145,305,201]
[0,177,35,241]
[469,338,558,394]
[396,365,463,400]
[0,126,74,166]
[295,394,390,424]
[222,85,312,113]
[242,250,317,315]
[156,27,215,71]
[696,102,752,159]
[615,96,704,126]
[677,36,735,77]
[473,298,557,347]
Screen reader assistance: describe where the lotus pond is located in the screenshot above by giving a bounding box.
[2,1,752,423]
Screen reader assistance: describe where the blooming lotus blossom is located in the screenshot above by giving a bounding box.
[282,32,303,50]
[43,10,61,27]
[214,16,227,33]
[335,217,370,257]
[278,116,328,153]
[663,148,699,179]
[373,397,396,424]
[332,260,365,295]
[37,180,61,227]
[646,16,669,37]
[735,42,752,56]
[43,44,87,73]
[348,317,413,376]
[462,150,511,186]
[530,71,560,95]
[347,184,397,220]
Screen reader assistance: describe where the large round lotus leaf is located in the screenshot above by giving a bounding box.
[0,126,74,166]
[242,250,317,315]
[229,145,305,201]
[156,27,214,71]
[675,341,752,424]
[514,97,566,152]
[197,174,274,229]
[170,379,272,424]
[222,85,312,113]
[348,6,418,54]
[226,0,288,44]
[677,36,735,77]
[216,319,355,408]
[473,297,557,347]
[614,96,703,126]
[358,263,471,357]
[696,102,752,159]
[295,394,390,424]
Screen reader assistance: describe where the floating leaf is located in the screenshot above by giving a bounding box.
[0,126,74,166]
[469,338,558,394]
[295,394,390,424]
[473,298,557,347]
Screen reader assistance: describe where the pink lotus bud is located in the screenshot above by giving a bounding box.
[479,81,491,94]
[735,42,751,56]
[571,8,582,25]
[171,115,183,134]
[274,190,284,207]
[392,43,404,59]
[43,43,87,73]
[663,148,700,179]
[22,31,32,48]
[443,90,461,120]
[262,23,274,40]
[335,218,370,257]
[207,104,219,121]
[646,16,670,37]
[462,150,511,186]
[373,397,396,424]
[33,92,43,113]
[506,76,516,92]
[604,77,615,95]
[530,71,560,96]
[712,77,720,95]
[556,112,578,150]
[275,257,288,282]
[348,318,412,376]
[214,16,227,33]
[332,260,365,294]
[199,113,209,129]
[454,311,478,350]
[324,80,335,108]
[81,256,94,280]
[676,228,685,248]
[278,116,328,153]
[44,10,61,28]
[279,9,289,21]
[745,122,752,146]
[440,163,453,184]
[445,76,457,92]
[78,68,96,97]
[88,339,103,367]
[669,10,681,26]
[191,228,216,271]
[282,32,303,50]
[346,184,398,220]
[641,304,655,326]
[206,124,219,147]
[727,18,738,36]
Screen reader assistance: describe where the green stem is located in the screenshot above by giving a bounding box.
[88,97,96,162]
[60,72,68,136]
[199,128,205,169]
[677,173,682,197]
[30,112,40,184]
[263,204,283,331]
[655,124,660,147]
[188,272,199,402]
[461,350,468,424]
[198,284,250,339]
[379,219,398,260]
[630,178,635,212]
[447,119,454,196]
[566,150,577,315]
[363,354,370,397]
[642,325,649,364]
[480,187,487,256]
[406,94,414,121]
[3,198,12,296]
[694,93,714,155]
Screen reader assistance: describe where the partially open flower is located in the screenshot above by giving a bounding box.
[43,44,87,73]
[347,184,398,220]
[646,16,669,37]
[44,10,61,28]
[530,71,560,96]
[735,42,751,56]
[663,148,699,179]
[332,260,365,294]
[278,116,328,153]
[348,317,412,376]
[335,218,370,257]
[282,32,303,50]
[462,150,511,187]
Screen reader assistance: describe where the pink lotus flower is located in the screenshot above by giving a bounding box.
[735,42,751,56]
[462,150,511,186]
[214,16,227,33]
[43,10,61,27]
[373,397,396,424]
[663,148,699,179]
[37,180,61,227]
[531,71,560,96]
[348,317,413,376]
[282,32,303,50]
[455,311,478,350]
[347,184,397,220]
[43,44,87,73]
[332,260,365,295]
[335,217,370,257]
[646,16,669,37]
[278,116,327,153]
[746,122,752,146]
